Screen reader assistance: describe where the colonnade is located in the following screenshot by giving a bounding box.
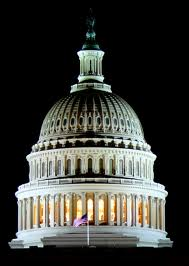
[17,192,165,232]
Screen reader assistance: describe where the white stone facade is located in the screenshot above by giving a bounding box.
[9,16,173,248]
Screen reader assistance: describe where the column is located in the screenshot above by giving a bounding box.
[50,195,55,227]
[149,196,153,228]
[18,200,22,231]
[95,192,99,226]
[82,192,86,216]
[27,197,32,229]
[135,195,139,227]
[60,193,65,226]
[36,196,40,228]
[56,194,60,226]
[45,195,49,227]
[142,196,146,227]
[126,194,131,226]
[163,200,166,231]
[120,194,123,225]
[132,194,136,226]
[22,198,26,230]
[108,193,112,225]
[116,194,121,226]
[160,199,164,230]
[156,198,160,229]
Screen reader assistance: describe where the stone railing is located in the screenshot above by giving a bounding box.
[18,177,165,191]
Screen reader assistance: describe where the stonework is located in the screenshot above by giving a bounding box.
[9,14,173,248]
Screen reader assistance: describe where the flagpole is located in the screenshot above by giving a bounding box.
[87,220,89,246]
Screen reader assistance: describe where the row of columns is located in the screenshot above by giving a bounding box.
[30,156,153,181]
[18,193,165,232]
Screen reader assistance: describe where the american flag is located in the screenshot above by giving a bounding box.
[73,213,88,227]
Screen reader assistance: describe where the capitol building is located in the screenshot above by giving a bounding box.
[9,12,172,248]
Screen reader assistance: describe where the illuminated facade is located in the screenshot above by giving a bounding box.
[9,12,173,248]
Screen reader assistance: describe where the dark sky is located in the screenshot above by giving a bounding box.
[2,3,187,260]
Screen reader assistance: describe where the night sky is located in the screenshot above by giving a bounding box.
[2,3,187,263]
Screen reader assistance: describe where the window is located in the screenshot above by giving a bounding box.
[67,159,71,175]
[129,160,132,175]
[113,118,117,126]
[119,160,123,175]
[71,117,75,126]
[120,118,124,127]
[88,117,92,125]
[42,162,45,177]
[105,117,110,126]
[65,197,70,222]
[63,118,67,126]
[77,159,82,174]
[122,196,127,223]
[77,199,82,219]
[57,160,61,175]
[96,117,101,126]
[99,199,104,221]
[79,117,83,126]
[87,199,93,221]
[109,159,113,175]
[88,158,92,173]
[99,158,103,174]
[111,197,116,222]
[49,161,52,176]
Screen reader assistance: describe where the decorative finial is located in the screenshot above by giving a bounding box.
[82,8,100,50]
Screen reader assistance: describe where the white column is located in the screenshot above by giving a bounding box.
[50,195,55,227]
[126,194,131,226]
[120,194,123,225]
[116,194,121,226]
[36,196,40,228]
[45,195,49,227]
[149,196,153,228]
[27,197,32,229]
[160,199,164,230]
[156,198,160,229]
[142,196,146,227]
[108,193,112,225]
[18,200,22,231]
[132,194,136,226]
[163,200,166,231]
[82,192,86,216]
[22,199,26,230]
[135,195,139,227]
[95,192,99,225]
[60,194,64,226]
[56,194,60,226]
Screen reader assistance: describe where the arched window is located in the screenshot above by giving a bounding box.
[136,161,139,176]
[99,199,105,221]
[57,160,61,176]
[87,199,93,221]
[65,196,70,222]
[88,158,92,173]
[76,199,82,219]
[129,160,132,175]
[109,159,113,175]
[36,163,39,178]
[42,162,45,177]
[122,196,127,224]
[49,161,52,176]
[99,158,103,174]
[111,197,116,222]
[67,159,71,175]
[77,159,82,174]
[119,160,123,175]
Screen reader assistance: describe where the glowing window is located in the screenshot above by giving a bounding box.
[122,196,127,223]
[111,197,116,221]
[87,199,93,221]
[77,199,82,219]
[65,197,70,222]
[99,199,104,221]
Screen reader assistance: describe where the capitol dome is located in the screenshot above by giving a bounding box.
[39,89,144,143]
[9,10,172,249]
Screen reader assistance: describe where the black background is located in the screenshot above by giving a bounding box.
[1,2,187,265]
